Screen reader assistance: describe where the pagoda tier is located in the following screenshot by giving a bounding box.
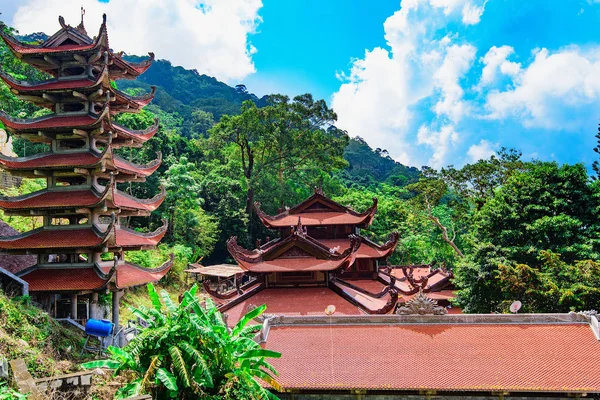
[0,15,154,80]
[0,106,159,148]
[0,66,156,114]
[227,224,361,273]
[0,218,168,255]
[18,254,173,292]
[0,147,161,182]
[0,182,165,217]
[254,188,377,229]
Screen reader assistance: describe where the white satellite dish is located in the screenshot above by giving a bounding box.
[510,301,522,313]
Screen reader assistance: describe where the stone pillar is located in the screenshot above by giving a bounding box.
[70,294,78,320]
[112,290,123,347]
[89,293,99,320]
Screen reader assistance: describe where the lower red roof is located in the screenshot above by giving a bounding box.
[224,287,364,325]
[22,267,106,291]
[265,323,600,392]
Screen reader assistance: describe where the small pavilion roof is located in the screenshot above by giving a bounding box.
[254,188,377,228]
[262,313,600,394]
[185,263,244,277]
[227,222,361,273]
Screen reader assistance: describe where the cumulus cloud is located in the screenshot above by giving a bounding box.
[467,139,497,161]
[485,47,600,131]
[331,0,485,167]
[10,0,262,83]
[477,45,521,89]
[417,124,460,168]
[462,0,487,24]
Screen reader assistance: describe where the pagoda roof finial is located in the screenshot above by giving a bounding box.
[77,7,87,35]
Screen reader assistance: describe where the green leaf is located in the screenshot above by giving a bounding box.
[232,304,266,336]
[169,345,191,388]
[239,349,281,359]
[161,289,177,314]
[147,282,163,312]
[156,367,178,391]
[81,360,120,369]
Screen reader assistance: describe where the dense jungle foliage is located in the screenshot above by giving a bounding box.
[0,27,599,314]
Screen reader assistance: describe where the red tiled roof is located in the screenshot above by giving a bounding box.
[113,154,161,177]
[113,226,166,249]
[112,188,165,212]
[255,192,377,228]
[0,112,100,131]
[223,287,364,325]
[0,150,104,171]
[0,227,107,250]
[265,323,600,392]
[0,189,103,210]
[236,258,355,273]
[22,267,106,291]
[259,212,373,227]
[321,237,396,259]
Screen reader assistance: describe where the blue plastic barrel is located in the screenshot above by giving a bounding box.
[85,319,114,337]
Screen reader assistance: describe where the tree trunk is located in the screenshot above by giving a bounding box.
[246,187,255,216]
[428,214,464,258]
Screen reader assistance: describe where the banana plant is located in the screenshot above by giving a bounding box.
[82,283,281,399]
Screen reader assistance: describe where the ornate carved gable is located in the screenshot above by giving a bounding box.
[278,245,313,259]
[396,289,448,315]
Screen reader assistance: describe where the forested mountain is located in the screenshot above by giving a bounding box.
[2,26,600,316]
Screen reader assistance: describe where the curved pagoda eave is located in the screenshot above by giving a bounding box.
[0,147,110,177]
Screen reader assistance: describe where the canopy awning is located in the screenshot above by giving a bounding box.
[185,263,244,278]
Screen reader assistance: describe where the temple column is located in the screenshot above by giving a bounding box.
[90,292,99,320]
[112,290,123,347]
[70,294,78,320]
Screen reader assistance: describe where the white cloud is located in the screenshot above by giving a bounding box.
[478,45,521,88]
[467,139,497,161]
[417,124,460,168]
[485,47,600,131]
[10,0,262,83]
[433,43,476,122]
[462,0,487,25]
[331,0,485,167]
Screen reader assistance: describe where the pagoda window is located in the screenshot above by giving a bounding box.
[61,65,86,77]
[57,138,88,151]
[53,177,88,187]
[50,217,71,226]
[61,102,86,113]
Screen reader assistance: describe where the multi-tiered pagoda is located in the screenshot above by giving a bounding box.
[192,189,454,322]
[0,14,171,329]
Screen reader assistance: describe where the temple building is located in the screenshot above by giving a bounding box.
[192,188,455,321]
[0,14,171,330]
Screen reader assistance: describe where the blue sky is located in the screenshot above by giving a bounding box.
[4,0,600,169]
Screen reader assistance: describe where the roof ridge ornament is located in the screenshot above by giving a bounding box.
[313,186,324,196]
[396,288,448,315]
[77,7,87,35]
[293,216,307,236]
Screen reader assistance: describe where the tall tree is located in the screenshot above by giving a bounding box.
[206,95,349,218]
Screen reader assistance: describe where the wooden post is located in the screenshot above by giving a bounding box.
[70,293,78,320]
[90,293,98,320]
[112,290,123,347]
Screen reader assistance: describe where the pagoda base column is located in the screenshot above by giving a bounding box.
[112,290,123,347]
[90,293,99,320]
[70,294,78,320]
